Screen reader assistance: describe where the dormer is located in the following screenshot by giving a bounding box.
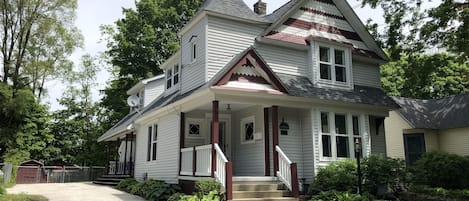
[127,75,165,111]
[160,50,181,96]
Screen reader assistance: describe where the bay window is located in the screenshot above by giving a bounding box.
[320,111,364,159]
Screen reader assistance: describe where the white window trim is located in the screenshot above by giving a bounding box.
[315,42,353,89]
[186,118,205,139]
[319,111,365,162]
[191,41,197,63]
[240,116,255,144]
[152,124,158,161]
[166,68,173,90]
[165,63,180,91]
[173,63,179,86]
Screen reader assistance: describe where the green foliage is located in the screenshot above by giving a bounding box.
[412,151,469,189]
[0,185,5,195]
[409,185,469,200]
[0,194,48,201]
[362,154,409,195]
[381,53,469,99]
[310,160,357,195]
[167,193,185,201]
[121,179,181,201]
[180,190,224,201]
[195,179,221,195]
[309,191,372,201]
[116,178,138,192]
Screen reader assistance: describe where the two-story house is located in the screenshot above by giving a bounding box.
[97,0,398,200]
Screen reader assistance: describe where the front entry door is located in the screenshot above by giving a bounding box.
[403,133,426,165]
[210,119,231,159]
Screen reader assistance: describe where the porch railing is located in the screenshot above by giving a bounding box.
[214,143,232,200]
[108,161,133,175]
[276,145,299,198]
[180,144,212,176]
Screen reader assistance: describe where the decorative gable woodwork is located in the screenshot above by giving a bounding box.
[213,48,288,94]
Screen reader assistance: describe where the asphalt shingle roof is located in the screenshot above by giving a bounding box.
[393,94,469,129]
[198,0,270,23]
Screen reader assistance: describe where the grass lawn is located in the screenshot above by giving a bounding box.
[0,194,48,201]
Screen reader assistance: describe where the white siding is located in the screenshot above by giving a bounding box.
[353,61,381,88]
[181,17,207,94]
[301,110,314,183]
[370,116,386,155]
[144,79,164,107]
[232,106,265,176]
[255,43,308,76]
[134,114,180,183]
[207,16,264,80]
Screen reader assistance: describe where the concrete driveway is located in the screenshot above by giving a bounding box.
[7,182,146,201]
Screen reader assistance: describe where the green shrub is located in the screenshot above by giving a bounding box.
[309,191,372,201]
[362,154,409,196]
[195,179,221,195]
[116,178,138,192]
[180,190,224,201]
[123,179,181,201]
[310,160,357,194]
[409,185,469,200]
[168,192,185,201]
[412,151,469,189]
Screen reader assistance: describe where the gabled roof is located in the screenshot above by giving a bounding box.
[197,0,270,23]
[127,74,165,95]
[393,94,469,129]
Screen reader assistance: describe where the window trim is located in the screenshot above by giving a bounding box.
[191,41,197,63]
[165,63,180,90]
[315,42,352,88]
[152,124,158,161]
[240,116,255,144]
[319,111,365,161]
[186,118,205,139]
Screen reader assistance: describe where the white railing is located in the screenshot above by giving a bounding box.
[108,161,133,175]
[214,144,228,188]
[276,146,293,191]
[195,144,212,176]
[180,147,194,176]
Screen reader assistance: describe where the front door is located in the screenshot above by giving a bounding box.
[403,133,426,165]
[210,119,231,159]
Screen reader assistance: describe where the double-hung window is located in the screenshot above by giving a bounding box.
[173,64,179,85]
[318,45,349,84]
[152,124,158,161]
[166,64,180,90]
[320,112,363,160]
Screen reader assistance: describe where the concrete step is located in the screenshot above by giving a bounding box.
[232,190,291,199]
[100,174,132,179]
[95,177,123,182]
[92,180,119,186]
[233,183,285,191]
[232,198,298,201]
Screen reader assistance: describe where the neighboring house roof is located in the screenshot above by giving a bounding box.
[198,0,270,23]
[393,94,469,129]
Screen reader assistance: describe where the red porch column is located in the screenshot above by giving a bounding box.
[211,100,219,177]
[179,112,185,176]
[272,106,279,176]
[264,108,271,176]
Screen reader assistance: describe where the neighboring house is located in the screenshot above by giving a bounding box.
[386,94,469,165]
[98,0,398,199]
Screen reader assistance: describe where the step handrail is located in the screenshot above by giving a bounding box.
[214,143,232,200]
[275,145,299,198]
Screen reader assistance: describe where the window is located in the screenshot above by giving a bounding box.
[191,42,197,62]
[320,112,364,159]
[241,116,255,144]
[166,68,172,89]
[318,45,349,84]
[166,64,180,90]
[152,124,158,161]
[186,118,204,139]
[147,126,152,161]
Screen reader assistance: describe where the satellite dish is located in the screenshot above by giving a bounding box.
[127,95,140,107]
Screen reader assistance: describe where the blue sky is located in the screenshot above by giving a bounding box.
[44,0,389,110]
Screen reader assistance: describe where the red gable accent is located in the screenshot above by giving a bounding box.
[213,49,288,93]
[283,18,363,41]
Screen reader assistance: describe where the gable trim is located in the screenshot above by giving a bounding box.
[284,18,363,41]
[213,48,288,94]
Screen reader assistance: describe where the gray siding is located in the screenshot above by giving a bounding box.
[134,114,180,183]
[232,106,265,176]
[255,44,308,76]
[144,79,164,107]
[181,17,207,94]
[301,110,314,183]
[353,61,381,88]
[207,16,264,80]
[278,108,303,179]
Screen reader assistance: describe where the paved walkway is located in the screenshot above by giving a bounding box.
[7,182,146,201]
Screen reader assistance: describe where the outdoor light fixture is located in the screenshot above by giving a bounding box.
[279,118,289,135]
[355,138,362,195]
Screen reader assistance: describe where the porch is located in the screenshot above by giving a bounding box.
[105,133,136,177]
[177,100,301,199]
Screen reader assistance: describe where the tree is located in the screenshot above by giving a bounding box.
[381,53,469,99]
[50,55,108,165]
[100,0,202,127]
[0,0,82,95]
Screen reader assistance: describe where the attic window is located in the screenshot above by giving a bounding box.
[166,64,180,90]
[166,69,173,89]
[317,43,351,87]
